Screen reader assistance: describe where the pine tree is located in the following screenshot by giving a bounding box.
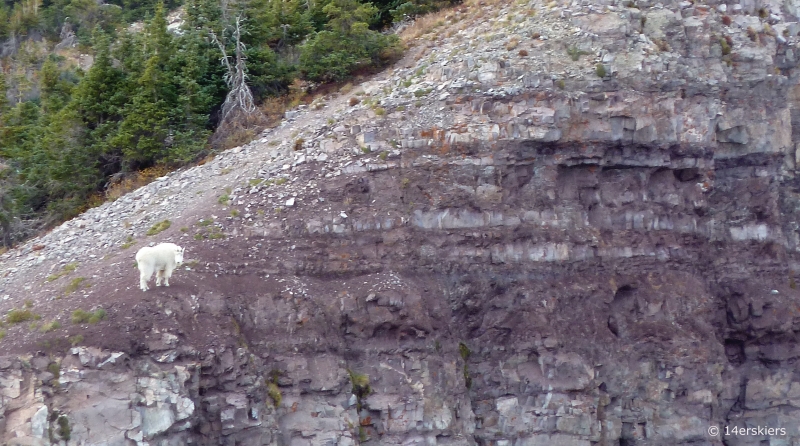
[71,29,125,130]
[114,54,171,168]
[39,56,73,114]
[246,0,314,47]
[323,0,378,34]
[168,30,220,160]
[299,0,399,82]
[37,107,99,221]
[114,1,209,168]
[70,28,127,176]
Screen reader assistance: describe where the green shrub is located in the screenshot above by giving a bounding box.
[88,308,106,324]
[267,382,282,407]
[567,46,587,61]
[348,369,372,410]
[195,224,226,241]
[71,308,106,324]
[40,320,61,333]
[71,309,91,324]
[413,88,433,97]
[47,362,60,379]
[595,63,607,78]
[459,342,471,360]
[46,262,78,282]
[146,220,171,236]
[64,277,87,294]
[7,309,36,324]
[57,415,71,441]
[459,342,472,389]
[719,38,731,55]
[121,235,135,249]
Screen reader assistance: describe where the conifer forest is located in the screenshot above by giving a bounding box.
[0,0,451,245]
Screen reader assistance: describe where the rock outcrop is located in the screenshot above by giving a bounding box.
[2,0,800,444]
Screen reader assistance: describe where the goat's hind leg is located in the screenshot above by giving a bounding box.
[139,265,153,292]
[156,269,164,286]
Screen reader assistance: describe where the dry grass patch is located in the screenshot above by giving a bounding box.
[260,96,293,127]
[211,109,270,150]
[505,37,520,50]
[105,165,171,201]
[400,8,463,43]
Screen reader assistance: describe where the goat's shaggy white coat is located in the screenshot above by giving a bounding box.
[135,243,185,291]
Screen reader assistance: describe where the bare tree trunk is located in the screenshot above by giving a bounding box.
[209,15,256,124]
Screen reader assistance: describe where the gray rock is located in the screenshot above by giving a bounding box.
[140,406,175,438]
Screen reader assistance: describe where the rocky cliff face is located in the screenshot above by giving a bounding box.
[2,0,800,444]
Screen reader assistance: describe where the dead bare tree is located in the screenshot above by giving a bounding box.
[209,15,256,123]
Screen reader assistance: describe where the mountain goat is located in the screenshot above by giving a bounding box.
[135,243,185,292]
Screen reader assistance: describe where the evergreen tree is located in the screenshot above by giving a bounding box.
[39,56,73,114]
[114,54,171,168]
[168,30,222,159]
[184,0,224,34]
[246,0,314,47]
[114,2,211,168]
[71,30,125,130]
[37,107,98,221]
[323,0,378,33]
[70,29,127,175]
[299,0,399,82]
